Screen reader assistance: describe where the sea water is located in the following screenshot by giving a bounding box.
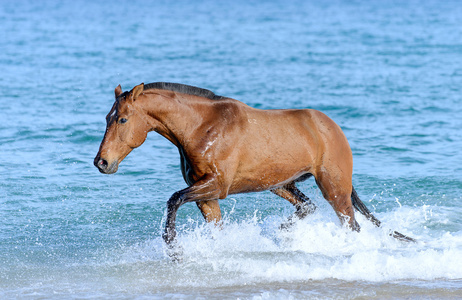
[1,0,462,298]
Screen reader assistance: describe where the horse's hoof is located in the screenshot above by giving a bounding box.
[390,230,417,243]
[162,229,177,245]
[279,220,296,231]
[165,242,184,262]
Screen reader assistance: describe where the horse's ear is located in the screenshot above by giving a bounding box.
[115,85,123,98]
[131,83,145,101]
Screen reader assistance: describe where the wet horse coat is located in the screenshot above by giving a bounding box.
[94,82,414,246]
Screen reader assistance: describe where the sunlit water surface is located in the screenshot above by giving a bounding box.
[1,0,462,298]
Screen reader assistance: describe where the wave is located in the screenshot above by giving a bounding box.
[2,190,460,298]
[103,205,462,288]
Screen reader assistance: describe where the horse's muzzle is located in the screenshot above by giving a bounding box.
[94,156,118,174]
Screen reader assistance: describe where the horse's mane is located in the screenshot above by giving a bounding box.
[143,82,227,100]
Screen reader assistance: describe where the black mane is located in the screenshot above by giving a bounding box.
[143,82,227,100]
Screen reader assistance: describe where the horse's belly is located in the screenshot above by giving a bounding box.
[229,163,312,194]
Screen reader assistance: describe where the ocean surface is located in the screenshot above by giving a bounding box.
[1,0,462,298]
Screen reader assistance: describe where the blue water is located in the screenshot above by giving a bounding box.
[1,0,462,298]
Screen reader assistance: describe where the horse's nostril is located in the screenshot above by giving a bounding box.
[94,157,109,171]
[98,159,108,169]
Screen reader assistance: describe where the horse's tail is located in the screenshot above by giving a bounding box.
[351,186,416,243]
[351,187,381,227]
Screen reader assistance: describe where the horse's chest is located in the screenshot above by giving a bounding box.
[179,148,195,186]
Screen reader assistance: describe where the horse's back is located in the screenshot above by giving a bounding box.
[243,107,349,155]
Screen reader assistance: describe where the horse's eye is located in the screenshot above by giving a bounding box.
[119,118,128,124]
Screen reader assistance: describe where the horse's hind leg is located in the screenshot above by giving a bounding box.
[330,193,359,231]
[315,173,360,232]
[285,183,317,218]
[271,182,316,229]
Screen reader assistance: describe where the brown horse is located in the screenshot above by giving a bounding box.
[94,82,414,247]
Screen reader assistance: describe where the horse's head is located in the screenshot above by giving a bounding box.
[94,83,150,174]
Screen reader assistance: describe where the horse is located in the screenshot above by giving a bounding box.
[94,82,415,248]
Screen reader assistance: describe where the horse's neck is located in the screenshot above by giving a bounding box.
[142,93,208,147]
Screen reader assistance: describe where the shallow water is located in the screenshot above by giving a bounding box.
[1,0,462,299]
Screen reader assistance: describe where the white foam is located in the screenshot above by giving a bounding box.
[102,204,462,291]
[11,204,458,299]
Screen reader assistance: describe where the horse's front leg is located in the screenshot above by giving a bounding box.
[196,200,222,224]
[162,175,221,246]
